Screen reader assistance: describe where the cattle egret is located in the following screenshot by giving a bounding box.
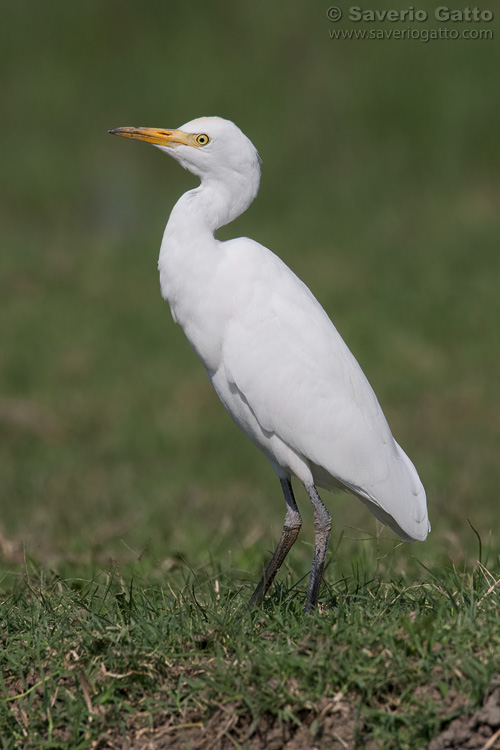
[109,117,430,612]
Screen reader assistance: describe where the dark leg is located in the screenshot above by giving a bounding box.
[247,478,302,608]
[303,484,332,613]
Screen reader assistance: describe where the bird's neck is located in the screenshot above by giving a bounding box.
[167,168,260,239]
[158,171,259,366]
[158,169,260,329]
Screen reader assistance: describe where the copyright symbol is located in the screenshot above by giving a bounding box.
[327,6,342,21]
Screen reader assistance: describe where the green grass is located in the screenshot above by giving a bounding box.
[2,557,499,749]
[1,0,500,746]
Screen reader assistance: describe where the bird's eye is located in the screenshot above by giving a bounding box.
[195,133,210,146]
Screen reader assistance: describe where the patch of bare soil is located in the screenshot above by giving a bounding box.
[428,688,500,750]
[93,694,357,750]
[91,684,500,750]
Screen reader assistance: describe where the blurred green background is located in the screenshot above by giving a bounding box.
[1,1,499,584]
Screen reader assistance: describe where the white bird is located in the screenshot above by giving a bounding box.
[109,116,430,612]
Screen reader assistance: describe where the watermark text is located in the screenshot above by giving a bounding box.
[326,5,494,41]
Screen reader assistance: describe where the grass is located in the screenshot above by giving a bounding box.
[1,555,499,749]
[2,0,500,746]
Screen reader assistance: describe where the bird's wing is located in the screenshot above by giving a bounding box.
[218,238,429,542]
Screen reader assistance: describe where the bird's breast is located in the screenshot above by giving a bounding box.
[158,238,236,373]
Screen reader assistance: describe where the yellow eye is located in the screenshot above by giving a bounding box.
[195,133,210,146]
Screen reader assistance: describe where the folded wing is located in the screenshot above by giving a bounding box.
[220,238,430,542]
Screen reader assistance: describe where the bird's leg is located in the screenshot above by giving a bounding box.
[303,484,332,613]
[247,478,302,608]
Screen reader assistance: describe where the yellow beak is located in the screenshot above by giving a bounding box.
[108,127,194,148]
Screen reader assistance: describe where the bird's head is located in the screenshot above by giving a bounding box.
[109,116,261,185]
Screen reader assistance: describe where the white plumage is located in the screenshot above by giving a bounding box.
[109,116,430,611]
